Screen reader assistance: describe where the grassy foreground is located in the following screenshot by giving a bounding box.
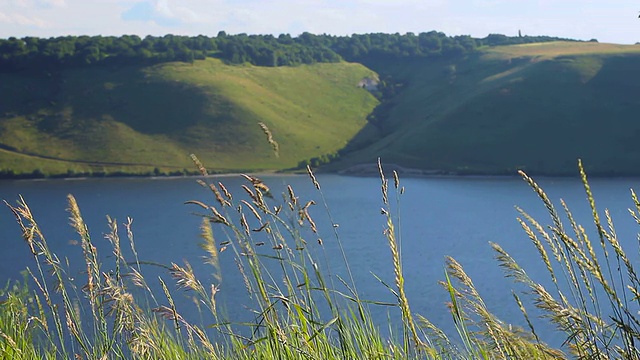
[2,158,640,359]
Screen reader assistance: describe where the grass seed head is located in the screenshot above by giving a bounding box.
[306,165,320,190]
[258,122,279,158]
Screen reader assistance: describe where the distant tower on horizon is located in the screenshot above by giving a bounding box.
[518,30,522,38]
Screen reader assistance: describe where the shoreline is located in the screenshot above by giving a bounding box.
[3,163,640,181]
[0,170,304,182]
[330,163,640,180]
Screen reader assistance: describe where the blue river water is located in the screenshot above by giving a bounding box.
[1,173,639,349]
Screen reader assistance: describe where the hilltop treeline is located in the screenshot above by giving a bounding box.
[0,31,580,71]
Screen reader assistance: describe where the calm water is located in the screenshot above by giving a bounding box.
[1,174,639,346]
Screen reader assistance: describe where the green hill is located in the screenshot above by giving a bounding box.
[3,40,640,177]
[0,58,378,176]
[333,42,640,176]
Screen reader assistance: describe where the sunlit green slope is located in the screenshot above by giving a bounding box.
[0,58,378,176]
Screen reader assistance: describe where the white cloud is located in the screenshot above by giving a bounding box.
[121,0,208,27]
[170,4,201,23]
[154,0,172,17]
[9,0,30,8]
[0,11,47,27]
[356,0,443,5]
[6,0,66,8]
[39,0,66,7]
[13,12,47,26]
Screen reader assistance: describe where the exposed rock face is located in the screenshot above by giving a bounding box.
[357,77,379,92]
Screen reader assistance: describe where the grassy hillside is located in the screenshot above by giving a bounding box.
[333,42,640,175]
[4,41,640,177]
[0,58,378,176]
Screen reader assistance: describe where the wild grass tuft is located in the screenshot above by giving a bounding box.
[3,158,640,359]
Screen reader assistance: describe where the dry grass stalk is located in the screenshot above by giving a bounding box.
[378,160,423,351]
[517,218,557,285]
[512,292,540,343]
[199,219,220,271]
[185,199,208,209]
[578,160,607,251]
[306,165,320,190]
[190,153,208,176]
[170,262,203,294]
[210,183,231,207]
[236,258,253,296]
[68,195,102,315]
[4,198,37,255]
[104,216,125,270]
[378,159,389,205]
[287,185,298,208]
[392,170,399,189]
[258,121,279,158]
[240,213,251,236]
[507,167,640,357]
[0,329,20,354]
[241,174,271,196]
[241,200,262,222]
[100,273,137,337]
[217,182,232,201]
[129,319,158,357]
[518,170,564,233]
[253,185,268,211]
[241,184,258,203]
[209,205,230,226]
[158,277,181,333]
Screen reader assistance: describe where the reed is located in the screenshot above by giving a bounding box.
[2,158,640,359]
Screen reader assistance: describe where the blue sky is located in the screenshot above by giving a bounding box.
[0,0,638,44]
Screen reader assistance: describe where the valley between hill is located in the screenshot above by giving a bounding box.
[2,40,640,177]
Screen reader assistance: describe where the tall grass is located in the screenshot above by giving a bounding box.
[2,158,640,359]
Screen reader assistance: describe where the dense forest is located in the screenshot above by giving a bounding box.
[0,31,582,71]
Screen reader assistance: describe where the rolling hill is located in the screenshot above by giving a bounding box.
[2,40,640,177]
[333,42,640,176]
[0,58,378,176]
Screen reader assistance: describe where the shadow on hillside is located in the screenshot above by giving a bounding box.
[0,66,235,136]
